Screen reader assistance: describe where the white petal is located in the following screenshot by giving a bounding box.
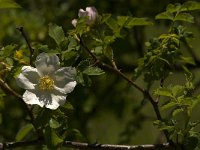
[54,81,76,94]
[54,67,77,94]
[78,9,88,17]
[23,89,67,110]
[86,7,98,24]
[54,67,76,82]
[23,90,44,107]
[86,7,98,18]
[16,66,40,90]
[35,53,60,76]
[46,94,66,110]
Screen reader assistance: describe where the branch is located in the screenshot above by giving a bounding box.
[79,38,144,93]
[78,37,171,143]
[63,141,175,150]
[0,78,42,138]
[0,78,22,99]
[16,26,34,66]
[0,140,178,150]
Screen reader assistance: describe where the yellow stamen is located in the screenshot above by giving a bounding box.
[38,75,54,90]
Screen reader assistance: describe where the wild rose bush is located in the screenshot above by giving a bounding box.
[0,1,200,150]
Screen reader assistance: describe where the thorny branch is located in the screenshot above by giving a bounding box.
[0,78,42,139]
[16,27,34,66]
[78,36,171,143]
[0,140,179,150]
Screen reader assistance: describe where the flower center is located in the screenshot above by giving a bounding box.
[38,75,54,90]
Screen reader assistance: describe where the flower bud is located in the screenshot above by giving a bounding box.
[85,7,98,25]
[71,19,77,27]
[72,6,98,26]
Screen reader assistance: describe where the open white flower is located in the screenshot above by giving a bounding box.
[16,53,77,110]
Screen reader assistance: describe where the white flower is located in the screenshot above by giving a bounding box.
[16,53,77,110]
[72,6,98,27]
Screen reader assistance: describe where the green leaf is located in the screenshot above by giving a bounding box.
[83,66,105,76]
[5,57,13,66]
[155,11,174,21]
[161,101,177,111]
[171,85,184,96]
[172,108,183,117]
[15,124,34,141]
[94,46,103,55]
[44,126,63,149]
[49,118,60,129]
[154,88,173,97]
[75,18,89,35]
[117,16,130,26]
[105,17,119,31]
[101,14,112,23]
[166,3,181,13]
[61,102,74,111]
[174,13,194,23]
[0,0,21,9]
[68,37,79,51]
[103,36,115,44]
[49,23,65,46]
[153,120,174,132]
[1,44,17,57]
[77,60,90,72]
[103,46,113,59]
[62,50,78,66]
[59,38,69,51]
[125,17,153,28]
[177,56,195,65]
[76,72,92,86]
[181,1,200,12]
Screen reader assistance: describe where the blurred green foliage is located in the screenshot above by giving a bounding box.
[0,0,200,149]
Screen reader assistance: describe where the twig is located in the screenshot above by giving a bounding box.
[0,78,22,99]
[63,141,176,150]
[79,37,171,143]
[155,78,164,103]
[0,140,178,150]
[16,26,34,66]
[0,140,41,150]
[0,78,42,139]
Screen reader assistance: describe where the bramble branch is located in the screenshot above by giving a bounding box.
[16,26,34,66]
[0,78,22,99]
[0,140,178,150]
[0,78,41,138]
[78,37,171,143]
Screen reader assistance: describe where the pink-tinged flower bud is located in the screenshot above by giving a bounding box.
[71,19,77,27]
[78,9,88,18]
[85,7,98,25]
[72,6,98,26]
